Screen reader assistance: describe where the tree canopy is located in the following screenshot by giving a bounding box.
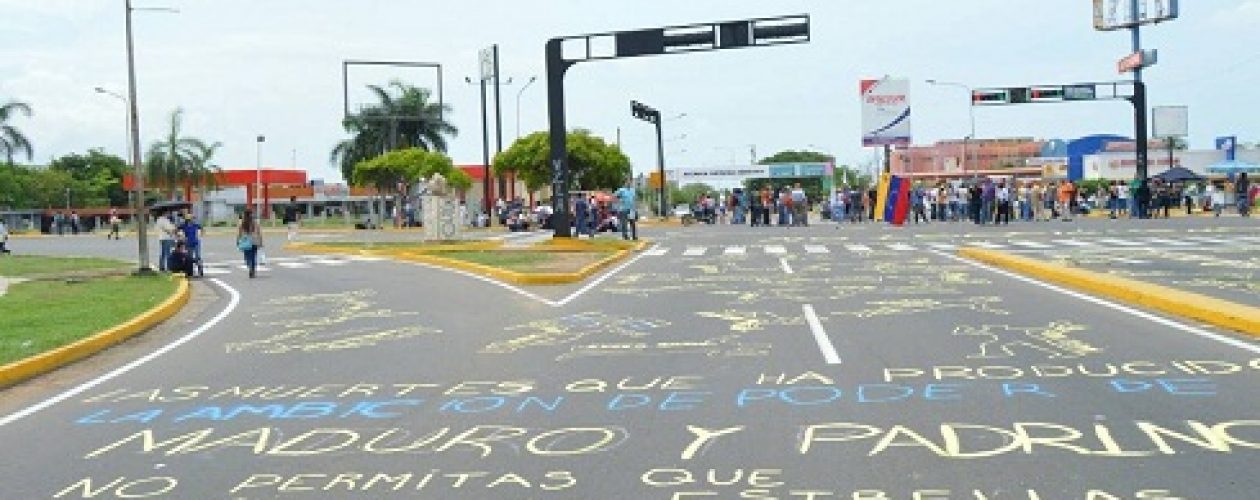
[351,148,471,194]
[758,150,834,165]
[1,100,34,164]
[494,130,631,192]
[144,108,221,199]
[332,81,457,182]
[0,149,129,209]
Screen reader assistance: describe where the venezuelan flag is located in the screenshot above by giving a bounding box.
[873,173,891,222]
[890,178,911,225]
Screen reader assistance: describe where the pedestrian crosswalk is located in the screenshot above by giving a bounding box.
[200,254,385,276]
[643,235,1260,259]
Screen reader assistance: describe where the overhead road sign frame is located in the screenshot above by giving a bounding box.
[544,14,810,237]
[971,81,1138,106]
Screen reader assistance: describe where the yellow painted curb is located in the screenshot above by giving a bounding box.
[958,247,1260,335]
[291,240,649,285]
[0,275,190,388]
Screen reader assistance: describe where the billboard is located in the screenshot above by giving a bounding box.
[1151,106,1188,138]
[1093,0,1179,31]
[861,78,912,147]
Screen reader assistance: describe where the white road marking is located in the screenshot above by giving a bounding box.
[1183,236,1229,244]
[1142,237,1194,246]
[683,247,708,257]
[927,243,958,250]
[277,262,313,269]
[970,242,1009,249]
[1098,238,1144,247]
[764,245,787,255]
[804,245,830,254]
[202,268,232,275]
[0,279,242,427]
[888,243,916,251]
[936,251,1260,356]
[725,246,747,255]
[780,257,794,274]
[803,304,842,365]
[846,244,872,252]
[1010,240,1053,249]
[645,246,669,256]
[1055,239,1095,247]
[554,245,657,307]
[309,259,349,266]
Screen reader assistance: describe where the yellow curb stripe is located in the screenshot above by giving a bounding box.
[958,247,1260,336]
[290,239,650,285]
[0,275,190,388]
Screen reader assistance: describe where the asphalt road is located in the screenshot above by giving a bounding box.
[3,216,1260,499]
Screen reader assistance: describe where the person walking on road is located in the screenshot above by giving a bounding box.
[1237,173,1252,218]
[911,186,929,224]
[107,208,121,240]
[1208,182,1224,217]
[996,181,1012,225]
[615,180,638,241]
[790,183,808,227]
[283,196,301,241]
[180,213,204,277]
[155,212,178,272]
[0,219,11,254]
[237,209,264,279]
[574,194,591,238]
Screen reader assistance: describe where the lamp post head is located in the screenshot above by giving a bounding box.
[257,135,265,143]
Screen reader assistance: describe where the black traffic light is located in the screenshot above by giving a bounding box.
[631,100,660,124]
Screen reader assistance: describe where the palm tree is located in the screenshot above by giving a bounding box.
[145,108,221,200]
[331,80,456,182]
[0,100,34,164]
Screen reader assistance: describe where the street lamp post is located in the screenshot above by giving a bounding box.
[926,79,977,174]
[515,76,537,140]
[256,135,265,218]
[94,87,132,176]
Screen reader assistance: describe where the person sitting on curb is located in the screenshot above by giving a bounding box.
[166,241,196,278]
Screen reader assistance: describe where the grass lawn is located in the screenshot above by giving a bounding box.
[0,255,131,279]
[437,250,607,273]
[0,274,178,366]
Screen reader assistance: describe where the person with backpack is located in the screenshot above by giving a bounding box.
[237,209,264,278]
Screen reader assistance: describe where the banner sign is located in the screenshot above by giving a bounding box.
[861,78,912,147]
[1217,136,1237,162]
[1152,106,1188,138]
[1093,0,1179,31]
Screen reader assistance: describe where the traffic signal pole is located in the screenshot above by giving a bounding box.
[1130,0,1150,181]
[655,118,666,218]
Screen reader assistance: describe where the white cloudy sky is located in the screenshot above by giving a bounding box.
[2,0,1259,182]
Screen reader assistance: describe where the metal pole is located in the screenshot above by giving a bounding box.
[656,119,666,219]
[255,136,264,217]
[492,45,507,200]
[515,77,536,140]
[883,144,891,173]
[1131,0,1149,181]
[545,39,572,238]
[124,0,151,273]
[479,76,492,225]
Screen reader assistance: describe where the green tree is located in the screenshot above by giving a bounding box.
[1,100,34,164]
[494,130,631,192]
[332,81,457,182]
[351,148,471,193]
[144,108,221,200]
[758,150,834,164]
[670,183,716,207]
[49,149,130,207]
[833,165,873,189]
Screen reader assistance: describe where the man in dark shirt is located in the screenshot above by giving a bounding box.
[283,196,301,241]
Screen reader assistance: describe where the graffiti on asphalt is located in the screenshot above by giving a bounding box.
[829,297,1009,319]
[954,321,1101,360]
[226,290,439,354]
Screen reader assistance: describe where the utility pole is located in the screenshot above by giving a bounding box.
[124,0,150,273]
